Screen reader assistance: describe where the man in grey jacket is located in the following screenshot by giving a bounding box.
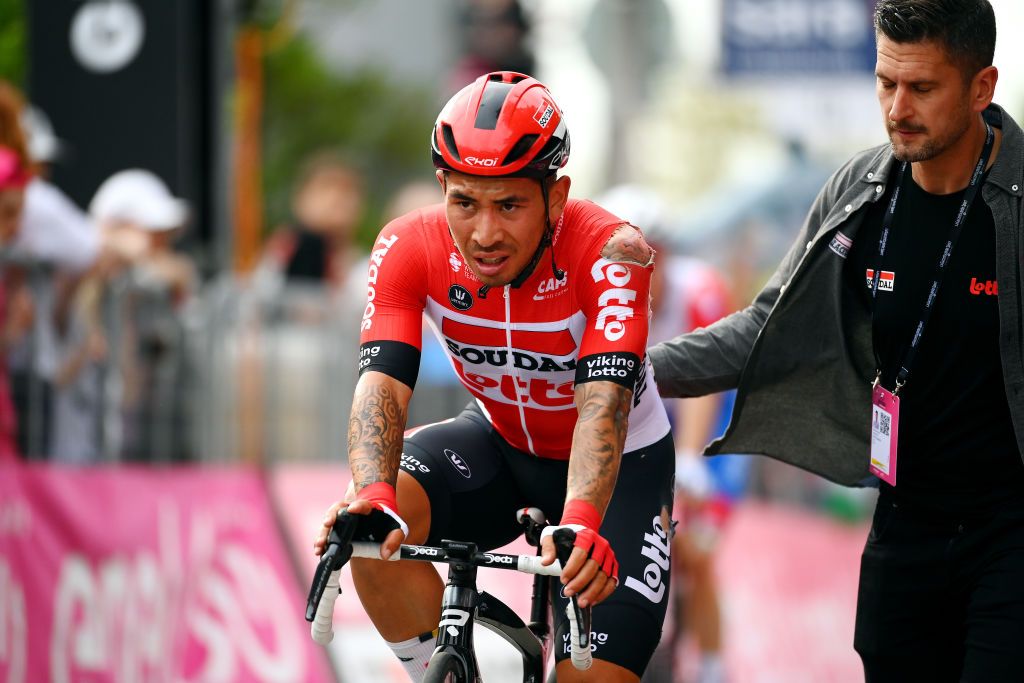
[649,1,1024,680]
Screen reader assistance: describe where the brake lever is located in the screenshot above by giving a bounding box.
[305,509,357,622]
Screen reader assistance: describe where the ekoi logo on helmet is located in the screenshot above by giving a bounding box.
[464,156,499,167]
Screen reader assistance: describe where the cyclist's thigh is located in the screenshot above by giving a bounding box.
[551,430,675,677]
[402,403,523,549]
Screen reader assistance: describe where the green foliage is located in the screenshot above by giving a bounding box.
[0,0,26,86]
[262,36,436,249]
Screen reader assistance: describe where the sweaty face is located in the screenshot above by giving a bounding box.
[876,36,974,163]
[442,172,550,287]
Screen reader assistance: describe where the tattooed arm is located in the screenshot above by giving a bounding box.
[313,370,413,560]
[564,222,651,509]
[539,222,654,604]
[545,380,633,606]
[566,381,632,513]
[347,371,413,491]
[348,370,411,489]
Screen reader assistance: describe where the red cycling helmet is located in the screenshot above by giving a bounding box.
[431,71,570,178]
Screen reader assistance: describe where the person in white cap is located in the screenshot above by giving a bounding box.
[50,169,195,462]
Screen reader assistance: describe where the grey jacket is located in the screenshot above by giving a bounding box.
[648,105,1024,486]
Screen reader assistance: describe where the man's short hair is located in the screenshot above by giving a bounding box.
[874,0,996,81]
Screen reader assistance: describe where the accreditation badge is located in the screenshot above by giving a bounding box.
[869,384,899,486]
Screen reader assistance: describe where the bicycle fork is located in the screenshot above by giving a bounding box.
[434,539,547,683]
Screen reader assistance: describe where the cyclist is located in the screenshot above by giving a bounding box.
[314,71,674,682]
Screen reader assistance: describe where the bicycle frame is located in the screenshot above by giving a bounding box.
[429,539,547,682]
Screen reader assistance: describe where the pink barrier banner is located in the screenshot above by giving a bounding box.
[0,461,335,683]
[716,501,869,683]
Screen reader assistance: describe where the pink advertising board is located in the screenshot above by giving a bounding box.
[0,461,335,683]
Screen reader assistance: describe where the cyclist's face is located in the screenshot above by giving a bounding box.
[439,171,570,287]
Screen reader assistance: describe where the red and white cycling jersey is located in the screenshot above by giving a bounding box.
[358,199,670,460]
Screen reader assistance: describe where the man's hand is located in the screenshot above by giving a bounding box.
[313,481,407,561]
[539,500,618,608]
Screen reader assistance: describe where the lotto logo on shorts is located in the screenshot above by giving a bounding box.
[562,631,609,654]
[624,515,670,604]
[400,452,431,474]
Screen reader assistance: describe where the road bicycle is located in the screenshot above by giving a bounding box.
[306,507,593,682]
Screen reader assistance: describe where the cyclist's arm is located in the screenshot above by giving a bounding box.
[315,218,425,559]
[567,221,653,514]
[566,380,631,522]
[347,370,413,492]
[544,221,654,605]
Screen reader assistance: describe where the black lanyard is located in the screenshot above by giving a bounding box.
[871,122,995,394]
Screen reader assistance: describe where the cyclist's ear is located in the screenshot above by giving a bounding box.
[546,175,571,222]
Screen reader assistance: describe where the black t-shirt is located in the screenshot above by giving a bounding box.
[845,168,1024,514]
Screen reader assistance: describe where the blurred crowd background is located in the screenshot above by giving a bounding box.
[1,1,1022,682]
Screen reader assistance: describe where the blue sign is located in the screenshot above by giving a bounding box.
[722,0,877,75]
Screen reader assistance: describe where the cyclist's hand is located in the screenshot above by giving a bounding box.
[313,499,347,557]
[540,500,618,608]
[313,482,408,561]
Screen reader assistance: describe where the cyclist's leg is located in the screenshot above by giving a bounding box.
[546,431,676,682]
[351,402,524,639]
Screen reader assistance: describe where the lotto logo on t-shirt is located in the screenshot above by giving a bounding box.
[865,269,895,292]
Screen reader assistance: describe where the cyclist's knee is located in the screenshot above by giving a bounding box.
[397,470,431,544]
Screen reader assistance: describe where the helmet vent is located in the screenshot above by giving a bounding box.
[474,81,515,130]
[502,134,539,165]
[441,124,462,162]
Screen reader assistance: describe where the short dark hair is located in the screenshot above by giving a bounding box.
[874,0,996,80]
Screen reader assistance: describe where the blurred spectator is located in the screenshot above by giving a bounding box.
[0,80,101,458]
[255,152,366,309]
[0,144,32,460]
[446,0,533,96]
[81,169,196,463]
[601,185,736,683]
[20,104,66,177]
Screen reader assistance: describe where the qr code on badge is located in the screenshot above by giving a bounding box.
[878,412,891,437]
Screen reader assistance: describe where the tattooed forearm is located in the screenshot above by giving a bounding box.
[347,375,410,490]
[566,381,633,513]
[601,224,655,266]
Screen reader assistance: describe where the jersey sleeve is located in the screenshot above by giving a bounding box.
[568,202,653,392]
[358,216,429,390]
